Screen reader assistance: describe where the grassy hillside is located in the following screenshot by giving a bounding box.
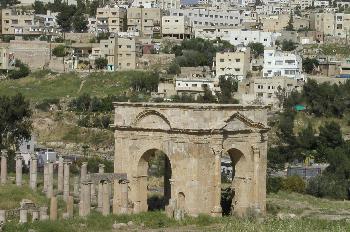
[0,70,149,102]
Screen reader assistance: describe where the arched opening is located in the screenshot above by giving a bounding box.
[137,149,172,212]
[220,148,244,216]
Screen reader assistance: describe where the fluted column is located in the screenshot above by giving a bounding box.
[30,153,38,190]
[46,161,54,198]
[57,156,64,194]
[1,150,8,185]
[63,160,71,201]
[15,153,23,187]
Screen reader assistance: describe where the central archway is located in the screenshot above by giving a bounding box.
[136,149,172,212]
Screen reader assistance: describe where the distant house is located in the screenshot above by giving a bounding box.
[287,164,328,179]
[37,149,58,167]
[19,135,36,166]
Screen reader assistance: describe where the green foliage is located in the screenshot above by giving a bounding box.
[306,174,349,199]
[196,86,217,103]
[69,94,128,112]
[302,58,319,74]
[129,71,159,92]
[167,60,181,74]
[0,94,32,150]
[267,176,284,194]
[35,98,60,111]
[72,10,88,32]
[56,4,77,32]
[32,0,47,14]
[282,176,306,193]
[170,94,196,103]
[318,121,344,150]
[220,186,233,216]
[281,40,297,51]
[248,42,264,58]
[86,156,113,173]
[217,76,238,104]
[0,35,15,42]
[52,45,66,57]
[0,0,19,7]
[285,13,294,31]
[94,57,107,70]
[77,113,112,129]
[8,60,30,79]
[96,32,110,42]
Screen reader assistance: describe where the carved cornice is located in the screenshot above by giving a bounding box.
[223,112,269,130]
[132,110,172,129]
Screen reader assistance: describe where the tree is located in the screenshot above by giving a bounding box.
[0,94,32,151]
[0,0,19,7]
[297,123,317,151]
[56,4,76,32]
[52,45,66,57]
[285,12,294,31]
[95,57,107,70]
[72,11,88,32]
[167,60,180,75]
[33,0,47,14]
[87,0,99,16]
[302,58,319,74]
[248,42,264,58]
[318,121,344,149]
[281,40,297,51]
[8,59,30,79]
[217,76,238,104]
[197,86,216,103]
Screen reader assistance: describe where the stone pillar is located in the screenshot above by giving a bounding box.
[15,153,23,187]
[80,162,88,182]
[32,210,39,222]
[50,196,58,221]
[79,181,91,217]
[43,163,49,193]
[19,209,27,223]
[57,156,64,194]
[120,179,129,214]
[46,161,54,198]
[63,161,70,201]
[97,181,103,212]
[0,150,7,185]
[102,180,110,216]
[0,209,6,224]
[66,195,74,218]
[39,207,49,220]
[211,149,222,217]
[73,176,80,197]
[98,164,105,174]
[30,153,38,190]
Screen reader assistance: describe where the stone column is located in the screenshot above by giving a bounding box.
[63,161,70,201]
[211,149,222,217]
[50,196,57,221]
[46,161,54,198]
[32,210,39,222]
[73,176,80,197]
[57,156,64,194]
[97,181,103,212]
[15,153,23,187]
[120,179,129,214]
[43,163,49,193]
[66,195,74,218]
[80,162,88,182]
[0,150,8,185]
[30,154,38,190]
[98,164,105,174]
[39,206,49,220]
[102,180,110,216]
[0,209,6,224]
[79,181,91,217]
[19,209,27,223]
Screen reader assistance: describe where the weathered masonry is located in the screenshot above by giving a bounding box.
[113,102,269,217]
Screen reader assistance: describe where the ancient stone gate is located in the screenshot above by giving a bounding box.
[113,103,269,217]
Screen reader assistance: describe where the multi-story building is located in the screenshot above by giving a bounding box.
[310,12,350,38]
[96,6,126,33]
[263,48,303,80]
[91,36,142,71]
[260,14,310,32]
[162,16,192,39]
[131,0,181,9]
[195,28,281,47]
[314,0,329,8]
[169,8,242,28]
[127,7,161,38]
[214,47,251,81]
[1,9,44,35]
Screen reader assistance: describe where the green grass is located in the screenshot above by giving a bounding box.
[0,70,148,102]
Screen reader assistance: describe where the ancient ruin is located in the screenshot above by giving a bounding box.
[112,102,269,217]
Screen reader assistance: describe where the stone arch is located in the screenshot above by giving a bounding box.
[135,148,173,213]
[132,110,171,130]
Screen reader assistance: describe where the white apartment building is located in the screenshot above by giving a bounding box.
[263,48,303,80]
[162,16,192,39]
[169,8,242,28]
[214,47,251,81]
[314,0,329,7]
[131,0,181,9]
[195,28,281,47]
[96,6,126,33]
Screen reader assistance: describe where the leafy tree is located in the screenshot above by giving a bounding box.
[47,0,64,12]
[318,121,344,149]
[167,60,180,75]
[197,86,216,103]
[0,0,20,7]
[72,10,88,32]
[33,0,47,14]
[8,59,30,79]
[285,12,294,31]
[52,45,66,57]
[302,58,319,74]
[56,4,76,32]
[94,57,107,70]
[217,76,238,104]
[281,40,297,51]
[297,123,317,151]
[87,0,99,16]
[248,42,264,58]
[0,94,32,151]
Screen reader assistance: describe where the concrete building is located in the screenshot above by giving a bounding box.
[91,36,142,71]
[237,77,303,108]
[310,12,350,38]
[96,6,127,33]
[1,9,42,35]
[340,57,350,75]
[214,47,251,81]
[0,46,14,70]
[127,7,161,38]
[162,16,192,39]
[263,48,303,80]
[314,0,329,8]
[195,28,281,47]
[261,14,310,32]
[131,0,181,9]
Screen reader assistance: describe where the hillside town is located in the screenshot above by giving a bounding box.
[0,0,350,231]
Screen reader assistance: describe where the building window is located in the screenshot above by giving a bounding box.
[192,84,197,87]
[235,59,240,62]
[220,59,224,62]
